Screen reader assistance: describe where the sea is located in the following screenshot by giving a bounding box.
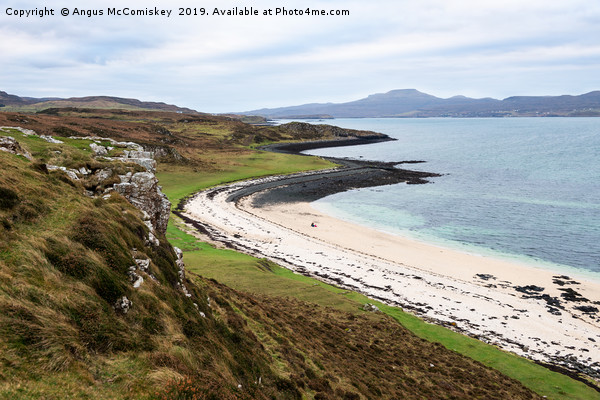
[278,118,600,280]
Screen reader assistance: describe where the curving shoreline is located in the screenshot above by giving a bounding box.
[178,137,600,382]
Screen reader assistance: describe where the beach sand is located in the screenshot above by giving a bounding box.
[246,199,600,301]
[183,174,600,377]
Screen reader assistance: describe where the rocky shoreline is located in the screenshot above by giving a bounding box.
[253,137,441,203]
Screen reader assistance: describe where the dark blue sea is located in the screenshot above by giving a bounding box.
[286,118,600,279]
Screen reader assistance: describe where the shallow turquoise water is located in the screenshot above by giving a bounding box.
[292,118,600,277]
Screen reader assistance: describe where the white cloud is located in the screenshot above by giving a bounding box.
[1,0,600,111]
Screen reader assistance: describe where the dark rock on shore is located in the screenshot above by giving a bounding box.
[559,288,589,303]
[247,138,441,206]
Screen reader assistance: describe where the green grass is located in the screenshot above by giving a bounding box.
[157,150,600,400]
[156,150,334,208]
[176,223,598,399]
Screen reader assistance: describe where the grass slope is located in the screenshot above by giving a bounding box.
[168,217,598,400]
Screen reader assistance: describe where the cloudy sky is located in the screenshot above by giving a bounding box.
[2,0,600,112]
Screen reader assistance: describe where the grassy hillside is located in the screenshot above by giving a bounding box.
[0,109,597,399]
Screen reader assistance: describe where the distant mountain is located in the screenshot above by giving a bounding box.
[239,89,600,118]
[0,91,198,113]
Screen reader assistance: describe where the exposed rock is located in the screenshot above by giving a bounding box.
[362,303,380,313]
[46,164,81,181]
[114,296,132,314]
[128,266,144,288]
[135,258,150,273]
[69,135,143,151]
[40,135,63,144]
[94,168,113,184]
[173,247,194,298]
[142,143,185,162]
[0,126,36,136]
[125,150,154,159]
[65,170,80,181]
[178,282,192,298]
[119,150,157,172]
[0,136,33,160]
[174,246,185,280]
[114,141,144,151]
[113,172,170,235]
[89,143,108,156]
[78,167,92,175]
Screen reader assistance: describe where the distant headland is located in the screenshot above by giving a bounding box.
[237,88,600,118]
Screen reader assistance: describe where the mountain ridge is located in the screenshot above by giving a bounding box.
[0,91,198,114]
[238,89,600,118]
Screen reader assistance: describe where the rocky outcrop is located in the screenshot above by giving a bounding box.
[173,246,204,316]
[0,126,36,136]
[141,143,185,163]
[73,136,170,237]
[113,172,170,235]
[90,142,108,156]
[362,303,380,313]
[3,126,172,241]
[0,136,33,160]
[120,150,157,172]
[40,135,64,144]
[113,296,132,314]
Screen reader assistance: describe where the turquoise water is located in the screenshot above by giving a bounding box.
[294,118,600,277]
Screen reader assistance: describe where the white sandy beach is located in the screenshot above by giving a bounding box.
[183,174,600,375]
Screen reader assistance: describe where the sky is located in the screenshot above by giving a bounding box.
[2,0,600,113]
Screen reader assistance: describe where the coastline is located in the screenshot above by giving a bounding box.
[312,199,600,285]
[179,138,600,380]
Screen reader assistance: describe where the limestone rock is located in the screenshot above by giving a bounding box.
[173,247,193,297]
[120,150,157,172]
[90,143,108,156]
[65,170,80,181]
[92,168,114,186]
[47,164,81,181]
[40,135,64,144]
[128,266,144,288]
[362,303,380,313]
[113,172,171,235]
[78,167,92,175]
[135,258,150,273]
[114,296,132,314]
[174,246,185,280]
[0,126,36,136]
[0,136,33,160]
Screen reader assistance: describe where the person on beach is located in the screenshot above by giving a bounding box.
[311,222,317,227]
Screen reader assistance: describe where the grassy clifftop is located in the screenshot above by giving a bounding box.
[0,109,594,399]
[0,127,288,399]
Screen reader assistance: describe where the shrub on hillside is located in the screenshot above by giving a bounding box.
[65,301,131,353]
[91,267,127,305]
[71,211,135,274]
[44,237,98,279]
[0,187,19,209]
